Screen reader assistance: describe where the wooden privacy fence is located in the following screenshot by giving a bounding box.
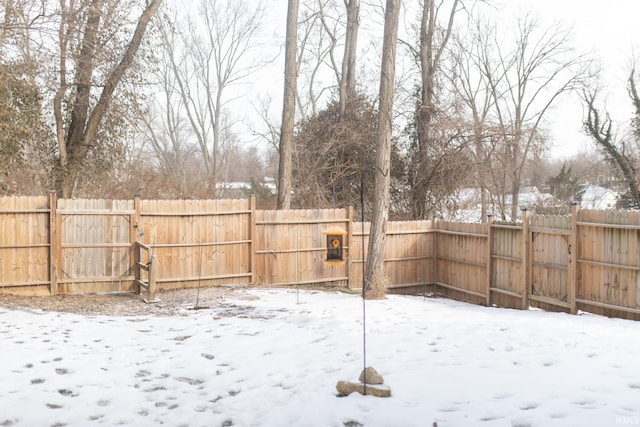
[1,195,639,320]
[432,206,640,320]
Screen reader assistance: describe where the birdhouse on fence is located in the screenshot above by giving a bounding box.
[323,226,347,265]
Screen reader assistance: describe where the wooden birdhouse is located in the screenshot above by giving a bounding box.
[323,226,347,265]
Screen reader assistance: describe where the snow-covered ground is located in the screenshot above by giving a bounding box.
[1,289,639,427]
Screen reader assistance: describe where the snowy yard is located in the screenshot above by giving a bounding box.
[1,288,639,427]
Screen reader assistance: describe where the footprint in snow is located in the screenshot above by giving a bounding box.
[518,402,539,410]
[436,405,459,413]
[549,412,567,419]
[175,377,205,386]
[58,388,77,397]
[478,414,505,422]
[45,403,63,409]
[492,392,513,400]
[510,418,533,427]
[571,398,597,408]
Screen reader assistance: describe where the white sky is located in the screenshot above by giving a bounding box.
[488,0,640,159]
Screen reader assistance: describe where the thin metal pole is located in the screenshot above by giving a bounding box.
[296,227,300,304]
[333,165,386,396]
[195,242,203,308]
[361,175,367,395]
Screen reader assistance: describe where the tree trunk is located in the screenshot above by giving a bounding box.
[339,0,359,120]
[277,0,299,210]
[410,0,459,219]
[55,0,163,198]
[364,0,400,299]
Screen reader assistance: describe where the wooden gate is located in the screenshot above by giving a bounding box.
[529,213,573,312]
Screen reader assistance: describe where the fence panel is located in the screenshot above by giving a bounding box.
[140,198,252,290]
[0,196,50,295]
[435,221,487,304]
[529,214,571,311]
[349,221,434,292]
[57,198,134,294]
[385,220,434,291]
[491,221,524,309]
[577,210,640,319]
[253,208,350,287]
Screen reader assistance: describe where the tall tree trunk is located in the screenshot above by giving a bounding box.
[277,0,299,209]
[338,0,359,120]
[56,0,163,197]
[364,0,400,299]
[410,0,459,219]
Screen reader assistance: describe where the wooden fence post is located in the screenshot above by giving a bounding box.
[522,209,531,310]
[433,216,439,289]
[131,194,142,285]
[485,215,494,306]
[134,241,141,294]
[48,191,58,296]
[249,195,256,285]
[567,203,579,314]
[148,254,157,302]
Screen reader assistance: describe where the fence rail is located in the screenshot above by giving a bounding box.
[1,195,639,320]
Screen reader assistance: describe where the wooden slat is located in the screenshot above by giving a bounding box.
[578,257,640,271]
[529,294,571,309]
[490,287,522,299]
[576,298,640,315]
[435,282,487,299]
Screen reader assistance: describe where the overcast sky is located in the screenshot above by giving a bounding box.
[248,0,640,160]
[498,0,640,159]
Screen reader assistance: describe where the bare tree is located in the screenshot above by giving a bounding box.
[364,0,400,299]
[479,13,588,220]
[583,68,640,208]
[136,99,198,197]
[447,21,496,221]
[53,0,163,198]
[295,0,338,119]
[295,0,361,121]
[339,0,358,119]
[405,0,461,219]
[277,0,299,209]
[152,0,264,196]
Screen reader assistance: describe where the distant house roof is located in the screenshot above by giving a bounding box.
[579,184,618,209]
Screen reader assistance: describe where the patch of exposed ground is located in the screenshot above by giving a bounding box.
[0,286,257,317]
